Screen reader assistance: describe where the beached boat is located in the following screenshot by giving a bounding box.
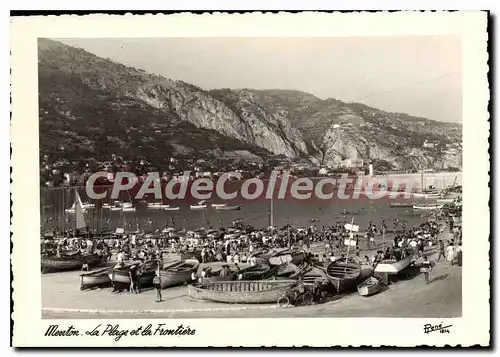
[302,266,329,285]
[109,261,157,289]
[214,205,241,211]
[413,204,444,211]
[268,249,305,266]
[264,263,301,280]
[80,266,112,289]
[110,206,122,211]
[374,249,416,275]
[188,280,297,304]
[159,259,199,289]
[389,202,414,208]
[201,269,237,283]
[325,261,361,292]
[41,253,101,272]
[163,206,180,211]
[357,276,382,296]
[122,207,137,212]
[236,264,271,280]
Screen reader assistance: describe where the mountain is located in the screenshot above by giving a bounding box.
[38,39,462,170]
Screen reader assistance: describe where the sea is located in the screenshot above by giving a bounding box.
[41,185,430,233]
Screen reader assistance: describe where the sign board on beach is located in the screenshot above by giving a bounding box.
[344,223,359,232]
[344,238,357,247]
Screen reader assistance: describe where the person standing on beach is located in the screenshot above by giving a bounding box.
[437,240,445,261]
[446,241,455,265]
[153,270,162,302]
[421,256,432,284]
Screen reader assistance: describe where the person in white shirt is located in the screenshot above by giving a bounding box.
[116,251,124,266]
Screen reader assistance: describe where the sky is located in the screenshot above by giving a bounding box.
[58,37,462,123]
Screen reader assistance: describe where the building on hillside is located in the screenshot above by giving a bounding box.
[422,139,437,148]
[342,158,364,168]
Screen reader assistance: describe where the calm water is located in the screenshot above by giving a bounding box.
[41,187,428,232]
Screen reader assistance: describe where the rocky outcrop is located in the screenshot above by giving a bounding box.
[38,39,463,170]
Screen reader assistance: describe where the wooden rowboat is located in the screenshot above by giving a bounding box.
[268,249,305,266]
[109,261,157,289]
[302,266,329,285]
[357,276,381,296]
[236,264,271,280]
[80,266,112,289]
[188,280,297,304]
[159,259,199,289]
[41,253,101,272]
[325,261,361,292]
[201,269,236,283]
[264,263,301,280]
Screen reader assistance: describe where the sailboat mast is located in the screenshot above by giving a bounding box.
[270,182,274,228]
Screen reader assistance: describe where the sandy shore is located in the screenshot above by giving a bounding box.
[42,248,461,319]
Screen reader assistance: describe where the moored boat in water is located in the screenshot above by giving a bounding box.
[188,279,297,304]
[389,202,414,208]
[214,205,241,211]
[413,204,444,211]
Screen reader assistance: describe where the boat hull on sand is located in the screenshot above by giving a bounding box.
[236,264,271,280]
[42,253,101,272]
[201,271,236,283]
[80,267,112,289]
[374,251,416,275]
[188,280,297,304]
[325,261,361,292]
[159,259,199,289]
[357,276,382,296]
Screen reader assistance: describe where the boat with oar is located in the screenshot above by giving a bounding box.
[357,276,382,296]
[389,202,414,208]
[214,205,242,211]
[80,266,112,290]
[374,248,417,275]
[188,279,297,304]
[325,261,361,292]
[236,264,271,280]
[159,259,199,289]
[41,253,101,273]
[413,204,444,211]
[268,248,305,266]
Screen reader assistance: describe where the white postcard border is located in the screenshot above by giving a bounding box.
[11,12,489,347]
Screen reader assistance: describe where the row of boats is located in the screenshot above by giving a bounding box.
[65,198,242,214]
[68,244,418,305]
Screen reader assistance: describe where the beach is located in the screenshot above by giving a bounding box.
[42,248,461,319]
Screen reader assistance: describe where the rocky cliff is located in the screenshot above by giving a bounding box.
[38,39,462,170]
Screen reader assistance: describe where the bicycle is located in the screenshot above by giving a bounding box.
[277,286,314,308]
